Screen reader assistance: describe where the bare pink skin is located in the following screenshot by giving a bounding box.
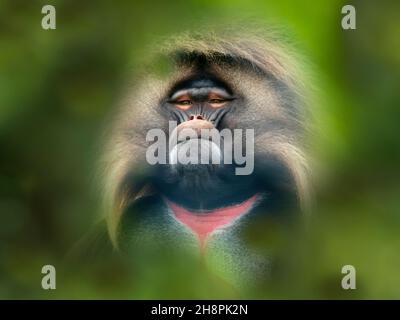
[174,118,215,140]
[166,194,259,251]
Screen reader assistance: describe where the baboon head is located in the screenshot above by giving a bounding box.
[101,30,311,250]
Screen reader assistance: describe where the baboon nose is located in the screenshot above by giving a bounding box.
[190,115,204,120]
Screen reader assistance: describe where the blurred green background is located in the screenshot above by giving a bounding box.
[0,0,399,299]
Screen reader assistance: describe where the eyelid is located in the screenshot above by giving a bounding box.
[209,97,235,103]
[209,97,226,102]
[167,94,235,105]
[167,99,193,104]
[168,93,191,103]
[176,100,192,105]
[169,98,192,110]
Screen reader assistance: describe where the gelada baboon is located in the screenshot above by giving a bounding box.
[97,29,311,281]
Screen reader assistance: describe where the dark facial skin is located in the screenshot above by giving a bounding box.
[166,76,236,127]
[150,75,261,210]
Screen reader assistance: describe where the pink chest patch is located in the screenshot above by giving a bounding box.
[165,194,259,250]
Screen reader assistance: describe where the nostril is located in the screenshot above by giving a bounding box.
[195,115,204,120]
[189,115,194,120]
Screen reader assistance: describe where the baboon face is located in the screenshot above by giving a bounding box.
[154,68,258,211]
[103,32,310,249]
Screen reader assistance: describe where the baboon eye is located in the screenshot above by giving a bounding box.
[173,94,193,110]
[209,99,225,104]
[209,98,228,108]
[208,92,230,108]
[177,100,192,105]
[175,100,192,111]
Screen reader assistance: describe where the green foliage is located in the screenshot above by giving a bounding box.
[0,0,399,299]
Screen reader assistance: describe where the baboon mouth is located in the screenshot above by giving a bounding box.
[169,138,223,165]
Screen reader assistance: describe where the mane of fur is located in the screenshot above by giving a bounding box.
[100,29,312,246]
